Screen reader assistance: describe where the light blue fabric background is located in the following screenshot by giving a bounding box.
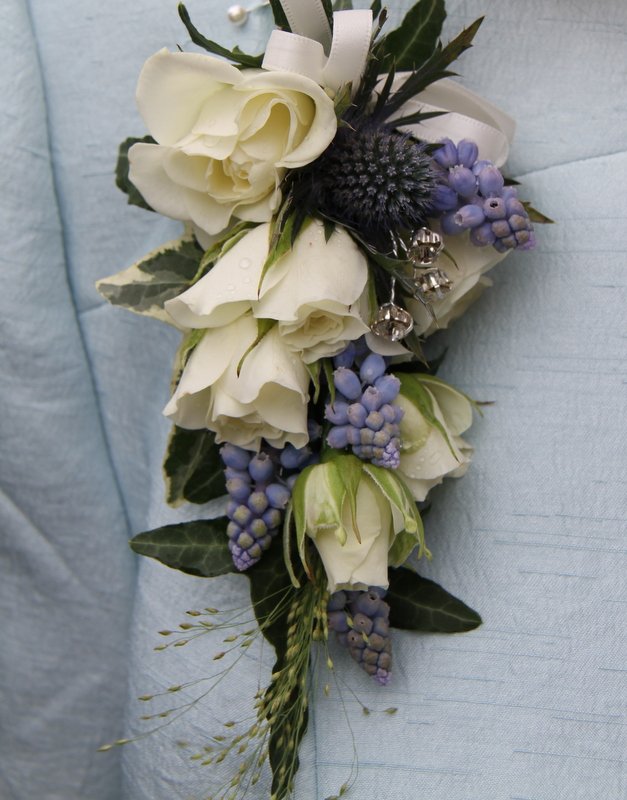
[1,1,625,798]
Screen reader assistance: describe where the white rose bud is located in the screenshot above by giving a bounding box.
[395,374,474,501]
[128,50,338,237]
[291,455,428,593]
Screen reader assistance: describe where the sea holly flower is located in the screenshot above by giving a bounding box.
[128,49,337,237]
[165,220,372,363]
[291,455,427,593]
[394,374,474,501]
[163,313,310,450]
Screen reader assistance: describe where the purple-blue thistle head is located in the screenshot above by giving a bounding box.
[311,122,440,236]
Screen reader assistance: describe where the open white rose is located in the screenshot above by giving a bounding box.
[163,313,310,450]
[292,456,426,594]
[128,49,337,237]
[165,220,371,363]
[408,228,506,336]
[395,373,474,501]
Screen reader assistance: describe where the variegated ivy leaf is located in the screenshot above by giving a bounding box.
[96,225,203,327]
[163,425,226,507]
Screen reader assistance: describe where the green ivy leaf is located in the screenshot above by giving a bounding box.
[96,228,203,325]
[522,202,555,224]
[178,3,264,67]
[163,425,226,507]
[115,136,156,211]
[130,518,236,578]
[383,0,447,71]
[387,567,482,632]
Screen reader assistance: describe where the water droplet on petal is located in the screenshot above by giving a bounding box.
[227,284,235,292]
[239,258,251,269]
[243,277,251,284]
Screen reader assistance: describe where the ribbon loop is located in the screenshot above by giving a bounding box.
[262,30,326,84]
[277,0,332,53]
[322,10,373,93]
[262,7,373,94]
[391,78,516,167]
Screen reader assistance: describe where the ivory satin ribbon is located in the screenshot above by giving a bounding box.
[262,0,515,165]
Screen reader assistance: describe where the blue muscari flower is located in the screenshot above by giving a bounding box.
[433,137,458,169]
[429,138,535,253]
[448,165,476,198]
[325,348,404,469]
[221,444,286,571]
[222,426,323,571]
[456,138,479,169]
[327,587,392,686]
[333,342,356,369]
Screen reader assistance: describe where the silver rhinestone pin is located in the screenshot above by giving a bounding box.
[412,267,453,301]
[408,227,444,267]
[371,303,414,341]
[370,278,414,341]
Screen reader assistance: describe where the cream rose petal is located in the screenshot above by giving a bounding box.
[128,144,191,220]
[135,49,243,145]
[420,378,473,436]
[236,71,337,168]
[254,222,368,320]
[162,324,238,425]
[181,187,242,237]
[165,223,285,329]
[227,325,310,406]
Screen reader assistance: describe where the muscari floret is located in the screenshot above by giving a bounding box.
[325,343,404,470]
[221,436,321,571]
[328,587,393,686]
[431,138,536,252]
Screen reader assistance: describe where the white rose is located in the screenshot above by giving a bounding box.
[163,313,310,450]
[128,49,337,237]
[408,228,507,336]
[165,220,371,363]
[395,374,474,501]
[292,456,427,594]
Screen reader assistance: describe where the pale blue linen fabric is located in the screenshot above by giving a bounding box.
[2,1,626,799]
